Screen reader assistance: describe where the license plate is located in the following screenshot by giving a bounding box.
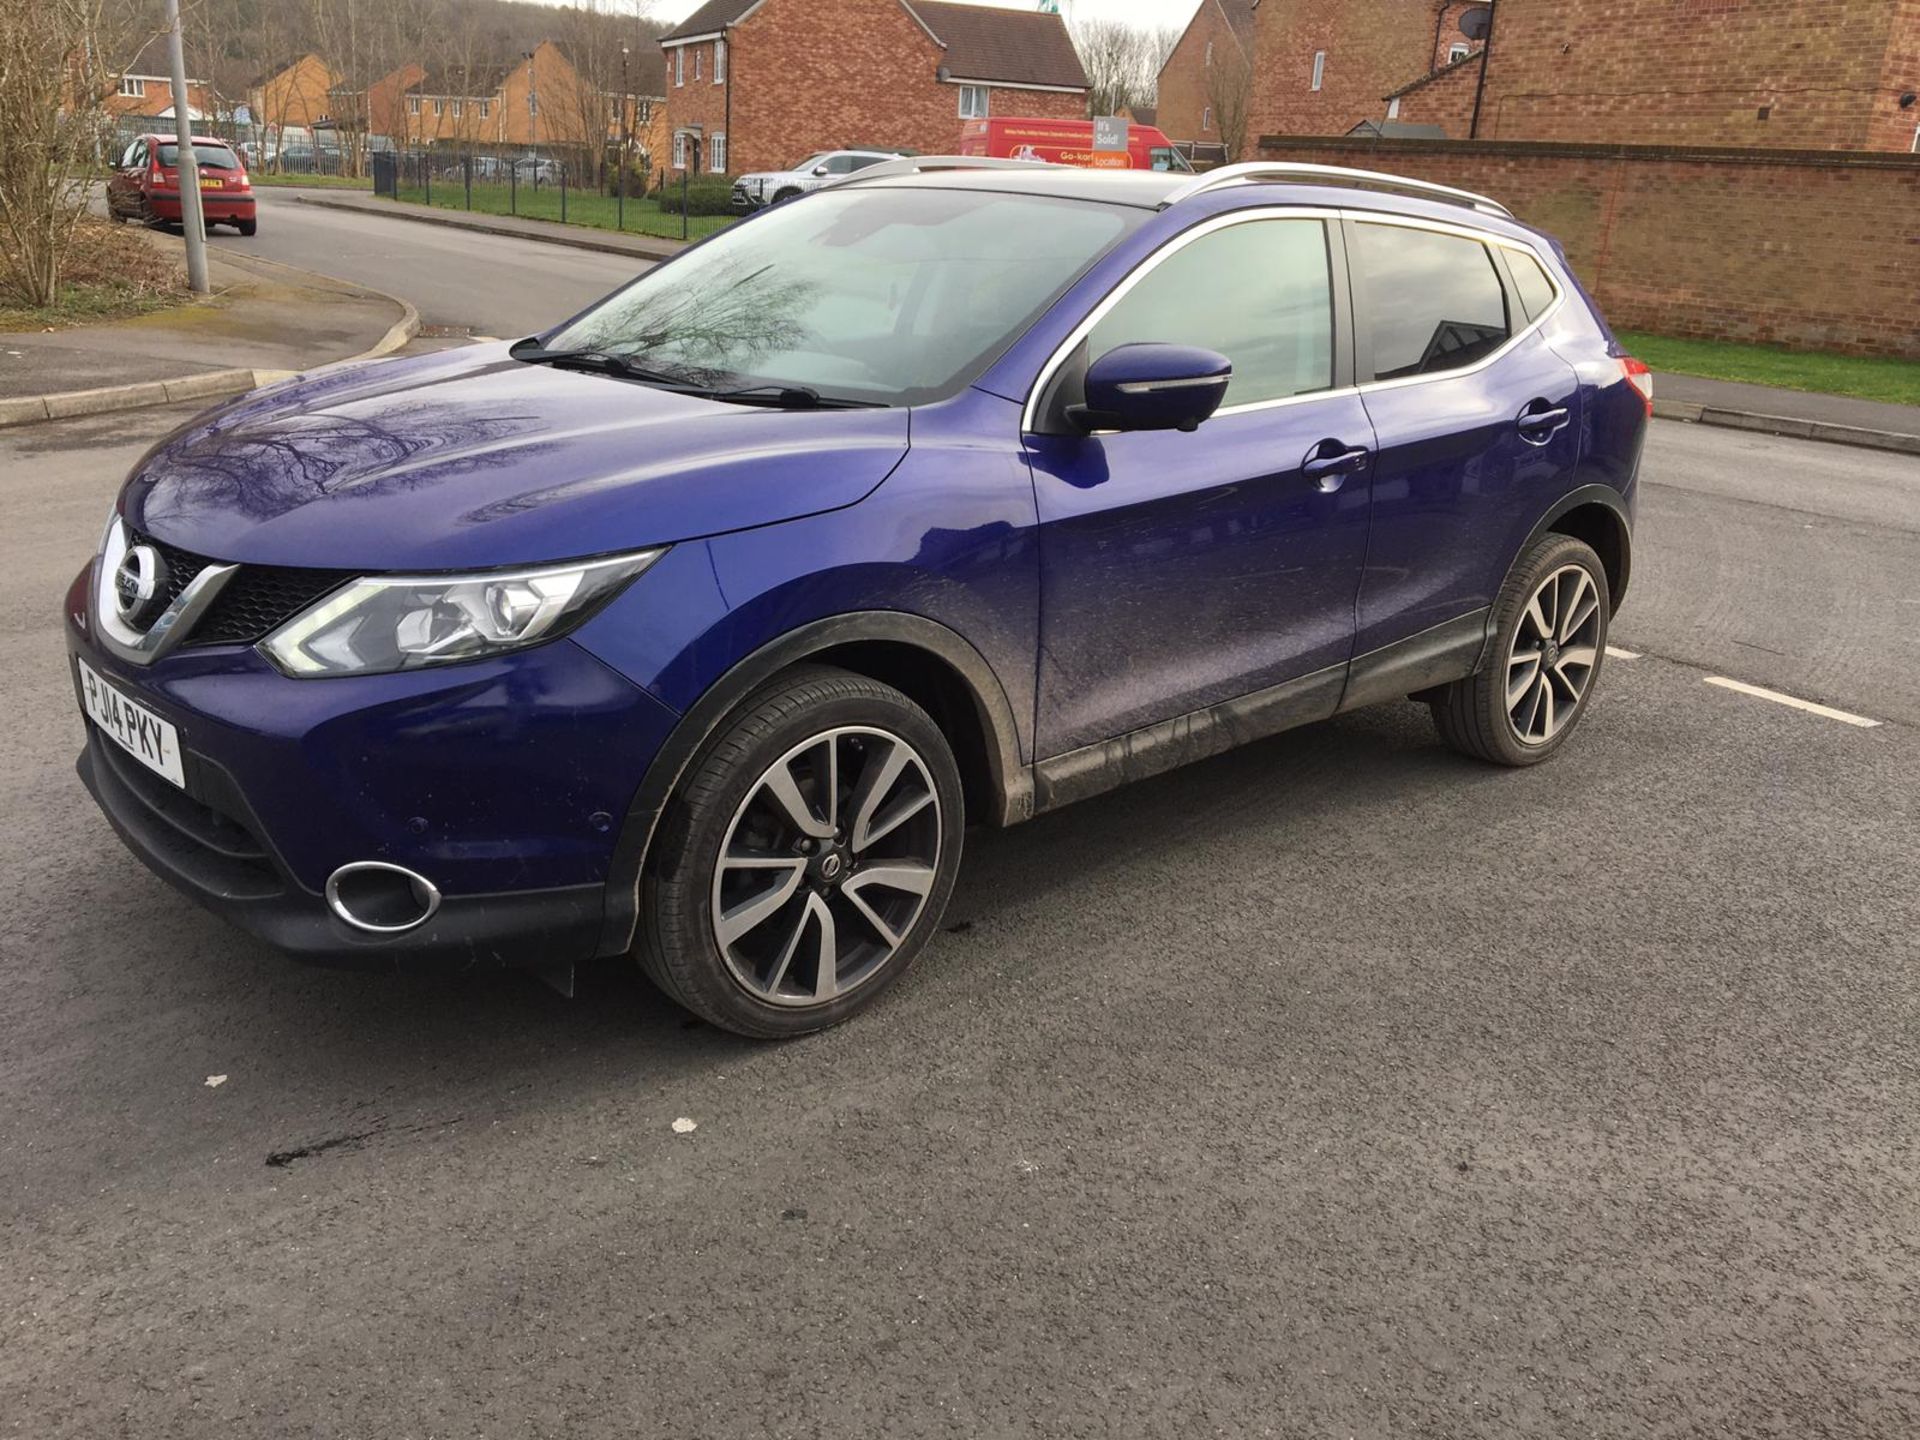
[77,658,185,788]
[200,177,221,189]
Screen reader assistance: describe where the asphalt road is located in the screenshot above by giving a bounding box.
[206,189,651,337]
[3,400,1918,1427]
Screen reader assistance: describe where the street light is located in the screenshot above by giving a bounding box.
[162,0,208,293]
[620,45,631,230]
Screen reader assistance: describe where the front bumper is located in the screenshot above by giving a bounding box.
[65,563,680,974]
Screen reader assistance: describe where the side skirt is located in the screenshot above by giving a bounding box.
[1336,608,1492,714]
[1026,608,1493,818]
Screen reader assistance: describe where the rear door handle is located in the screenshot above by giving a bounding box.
[1517,404,1571,443]
[1302,443,1371,493]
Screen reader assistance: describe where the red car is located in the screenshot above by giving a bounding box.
[107,134,257,235]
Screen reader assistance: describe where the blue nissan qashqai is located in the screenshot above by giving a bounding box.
[67,160,1651,1036]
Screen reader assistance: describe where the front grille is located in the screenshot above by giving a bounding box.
[133,528,354,648]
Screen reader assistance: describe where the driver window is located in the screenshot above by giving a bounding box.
[1087,219,1334,409]
[824,155,858,174]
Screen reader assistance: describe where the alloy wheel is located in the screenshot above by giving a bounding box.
[710,726,942,1007]
[1506,563,1602,745]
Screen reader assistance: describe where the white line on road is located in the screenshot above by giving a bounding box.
[1605,646,1640,660]
[1703,677,1881,728]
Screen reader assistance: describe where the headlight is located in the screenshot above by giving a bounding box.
[259,548,665,677]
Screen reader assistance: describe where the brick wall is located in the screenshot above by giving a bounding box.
[1389,53,1485,138]
[1158,1,1256,154]
[1249,0,1445,137]
[1254,135,1920,358]
[1479,0,1920,151]
[987,88,1086,123]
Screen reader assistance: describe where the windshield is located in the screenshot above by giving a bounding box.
[540,188,1141,406]
[1149,148,1194,173]
[157,142,241,170]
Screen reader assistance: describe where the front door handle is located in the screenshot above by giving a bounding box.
[1517,403,1571,444]
[1302,442,1371,493]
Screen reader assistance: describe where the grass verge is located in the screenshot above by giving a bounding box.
[0,216,188,332]
[393,181,732,242]
[250,172,372,189]
[1618,330,1920,408]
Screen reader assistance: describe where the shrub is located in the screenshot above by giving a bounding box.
[657,176,737,216]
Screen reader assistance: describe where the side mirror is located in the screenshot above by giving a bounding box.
[812,164,830,176]
[1070,343,1232,434]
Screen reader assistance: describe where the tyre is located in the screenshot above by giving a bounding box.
[236,218,257,236]
[638,666,964,1037]
[772,188,802,205]
[1429,533,1610,766]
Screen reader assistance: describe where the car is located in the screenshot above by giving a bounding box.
[66,157,1650,1037]
[729,149,901,212]
[106,134,257,234]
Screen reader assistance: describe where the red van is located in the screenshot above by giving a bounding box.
[958,117,1194,173]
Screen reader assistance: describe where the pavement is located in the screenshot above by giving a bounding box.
[1657,373,1920,455]
[0,239,414,428]
[1,406,1915,1437]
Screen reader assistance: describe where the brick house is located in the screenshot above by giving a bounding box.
[248,54,344,147]
[658,0,1089,178]
[1247,0,1486,140]
[1156,0,1258,161]
[1449,0,1920,152]
[104,39,213,124]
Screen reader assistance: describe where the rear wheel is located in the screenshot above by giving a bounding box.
[236,218,257,236]
[638,666,963,1037]
[1430,533,1610,766]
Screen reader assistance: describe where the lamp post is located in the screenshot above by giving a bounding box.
[162,0,208,293]
[619,45,630,230]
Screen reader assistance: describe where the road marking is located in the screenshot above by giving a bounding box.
[1704,677,1880,729]
[1605,645,1640,660]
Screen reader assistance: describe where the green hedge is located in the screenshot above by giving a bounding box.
[657,176,737,216]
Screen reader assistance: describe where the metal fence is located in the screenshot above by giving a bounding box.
[375,144,699,241]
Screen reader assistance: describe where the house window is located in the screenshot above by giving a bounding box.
[638,98,651,123]
[1387,97,1402,119]
[958,84,989,119]
[1202,105,1213,131]
[674,47,684,86]
[673,131,687,168]
[1448,42,1472,63]
[528,92,538,116]
[710,133,726,172]
[714,38,726,83]
[1205,40,1213,68]
[433,98,444,116]
[118,76,146,98]
[694,47,702,82]
[479,99,491,119]
[451,99,463,118]
[408,95,421,115]
[1311,51,1326,91]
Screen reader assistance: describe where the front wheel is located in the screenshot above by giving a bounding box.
[1430,533,1610,766]
[772,188,802,205]
[638,666,964,1037]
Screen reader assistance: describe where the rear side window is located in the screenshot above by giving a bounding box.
[1353,223,1511,381]
[1088,218,1334,408]
[1505,249,1560,323]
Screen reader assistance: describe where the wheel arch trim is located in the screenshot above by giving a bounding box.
[1518,484,1632,610]
[596,610,1031,958]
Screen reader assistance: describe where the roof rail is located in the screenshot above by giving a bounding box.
[1160,162,1513,218]
[822,155,1062,188]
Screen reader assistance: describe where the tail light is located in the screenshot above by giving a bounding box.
[1619,356,1654,418]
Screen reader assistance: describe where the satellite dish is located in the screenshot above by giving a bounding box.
[1460,6,1492,40]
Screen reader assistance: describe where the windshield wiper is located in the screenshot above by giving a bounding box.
[509,339,687,387]
[703,383,886,410]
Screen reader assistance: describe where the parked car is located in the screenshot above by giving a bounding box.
[67,160,1650,1036]
[730,149,900,211]
[960,117,1194,172]
[106,134,256,234]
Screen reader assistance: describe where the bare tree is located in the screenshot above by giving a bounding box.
[1206,35,1253,162]
[0,0,157,306]
[1071,17,1161,117]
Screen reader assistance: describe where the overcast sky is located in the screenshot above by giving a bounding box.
[641,0,1202,30]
